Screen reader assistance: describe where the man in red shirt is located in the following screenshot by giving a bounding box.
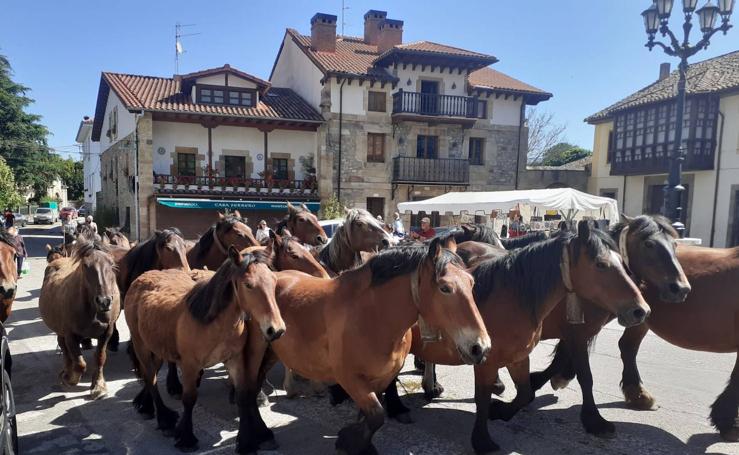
[411,217,436,240]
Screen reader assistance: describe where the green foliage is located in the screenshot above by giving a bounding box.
[51,156,84,201]
[319,194,344,220]
[537,142,592,166]
[0,157,22,209]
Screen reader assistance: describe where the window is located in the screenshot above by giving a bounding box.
[177,153,196,177]
[368,91,386,112]
[108,107,118,141]
[366,197,385,219]
[228,90,254,107]
[197,85,254,107]
[272,158,289,180]
[599,189,617,200]
[475,99,487,119]
[469,138,484,165]
[367,133,385,163]
[607,130,614,163]
[417,135,438,159]
[224,156,246,179]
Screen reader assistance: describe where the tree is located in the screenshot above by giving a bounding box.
[526,107,566,164]
[0,157,23,209]
[49,155,84,201]
[538,142,592,166]
[0,54,52,193]
[320,194,344,220]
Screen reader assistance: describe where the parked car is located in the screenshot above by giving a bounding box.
[318,218,344,241]
[0,321,18,454]
[33,207,56,224]
[77,206,89,217]
[59,207,77,222]
[10,214,25,228]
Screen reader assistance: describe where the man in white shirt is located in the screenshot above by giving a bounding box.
[85,215,98,234]
[255,220,271,244]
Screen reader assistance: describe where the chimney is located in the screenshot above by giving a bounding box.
[310,13,337,52]
[659,62,671,81]
[363,10,387,45]
[377,19,403,53]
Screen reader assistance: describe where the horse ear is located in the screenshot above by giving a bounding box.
[620,213,634,224]
[218,212,226,220]
[228,245,242,265]
[287,201,297,215]
[441,235,457,253]
[428,237,442,263]
[577,220,592,242]
[301,203,310,212]
[343,206,351,215]
[46,244,52,252]
[233,210,242,220]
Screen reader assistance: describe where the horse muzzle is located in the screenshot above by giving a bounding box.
[264,325,285,342]
[455,333,491,365]
[616,303,651,327]
[316,235,327,245]
[95,296,113,313]
[0,284,17,300]
[659,280,691,303]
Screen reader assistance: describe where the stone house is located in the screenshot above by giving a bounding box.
[92,65,323,239]
[75,116,101,212]
[587,51,739,247]
[270,10,553,226]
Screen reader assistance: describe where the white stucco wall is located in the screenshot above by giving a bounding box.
[100,91,136,151]
[711,93,739,247]
[330,81,366,115]
[270,36,324,110]
[83,138,101,209]
[491,96,522,127]
[394,66,468,97]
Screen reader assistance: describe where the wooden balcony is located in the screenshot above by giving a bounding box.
[610,139,715,176]
[392,156,469,185]
[153,175,318,200]
[392,90,480,124]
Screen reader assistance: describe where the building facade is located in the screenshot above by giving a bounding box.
[587,52,739,247]
[75,116,101,212]
[92,65,323,239]
[270,10,552,225]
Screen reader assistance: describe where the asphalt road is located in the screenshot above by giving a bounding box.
[6,223,738,455]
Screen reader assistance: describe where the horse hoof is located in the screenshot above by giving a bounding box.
[258,438,278,450]
[491,379,506,396]
[393,412,413,424]
[550,375,572,390]
[424,383,444,400]
[472,438,500,455]
[622,385,656,410]
[257,390,269,408]
[90,386,107,400]
[583,415,616,439]
[414,356,425,371]
[174,432,199,452]
[720,427,739,442]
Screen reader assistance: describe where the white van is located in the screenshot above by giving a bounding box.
[318,218,344,241]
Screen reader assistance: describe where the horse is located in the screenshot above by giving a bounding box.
[239,236,490,454]
[38,239,120,399]
[45,244,68,263]
[0,229,17,322]
[453,223,505,249]
[102,227,131,249]
[275,202,327,245]
[522,214,690,437]
[317,207,396,274]
[186,211,258,270]
[125,246,284,451]
[411,221,650,454]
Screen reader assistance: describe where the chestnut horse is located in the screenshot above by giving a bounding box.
[412,221,650,454]
[102,227,131,249]
[0,229,18,322]
[525,214,690,437]
[39,239,120,399]
[241,237,491,454]
[126,247,284,451]
[275,202,327,245]
[186,211,258,270]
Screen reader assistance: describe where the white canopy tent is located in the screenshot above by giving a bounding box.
[397,188,618,226]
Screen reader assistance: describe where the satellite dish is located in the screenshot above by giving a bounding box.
[157,146,166,155]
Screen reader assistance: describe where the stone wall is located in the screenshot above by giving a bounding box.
[99,132,136,231]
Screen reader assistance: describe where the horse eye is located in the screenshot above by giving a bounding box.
[440,285,452,294]
[596,261,608,270]
[644,239,655,248]
[244,283,254,289]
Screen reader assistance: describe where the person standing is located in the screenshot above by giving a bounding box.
[7,227,26,279]
[4,210,14,229]
[392,212,405,237]
[84,215,98,234]
[410,217,436,240]
[255,220,271,243]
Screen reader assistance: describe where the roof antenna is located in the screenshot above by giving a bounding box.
[175,22,201,74]
[341,0,350,37]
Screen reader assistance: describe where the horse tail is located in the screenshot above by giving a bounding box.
[127,340,143,379]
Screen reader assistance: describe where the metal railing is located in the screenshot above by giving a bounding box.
[392,157,469,184]
[392,90,478,118]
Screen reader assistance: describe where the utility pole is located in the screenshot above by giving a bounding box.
[175,22,201,74]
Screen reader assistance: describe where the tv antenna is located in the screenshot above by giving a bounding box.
[175,22,201,74]
[341,0,350,36]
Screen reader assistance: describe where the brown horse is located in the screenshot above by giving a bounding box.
[102,227,131,249]
[0,229,18,322]
[412,221,650,454]
[524,214,690,437]
[126,246,284,451]
[45,243,68,263]
[241,237,490,454]
[275,202,327,245]
[187,211,258,270]
[39,239,120,399]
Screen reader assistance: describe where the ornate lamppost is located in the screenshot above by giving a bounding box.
[641,0,734,237]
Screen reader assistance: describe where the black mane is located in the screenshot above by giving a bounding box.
[120,228,183,294]
[194,215,245,260]
[186,249,268,324]
[500,231,550,250]
[453,224,501,245]
[365,240,464,287]
[72,237,111,262]
[473,229,615,320]
[610,214,677,241]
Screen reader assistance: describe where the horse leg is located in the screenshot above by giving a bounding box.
[90,326,114,400]
[710,352,739,441]
[619,323,655,410]
[384,378,412,424]
[57,335,72,383]
[166,362,183,398]
[329,383,351,406]
[422,361,444,400]
[174,361,200,451]
[530,340,576,392]
[335,387,384,455]
[129,338,154,419]
[149,360,179,435]
[62,334,86,387]
[470,364,499,454]
[107,325,119,352]
[80,337,93,350]
[488,358,534,422]
[568,335,615,437]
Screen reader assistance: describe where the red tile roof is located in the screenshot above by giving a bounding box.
[180,64,271,91]
[468,67,552,101]
[387,41,496,60]
[92,69,323,140]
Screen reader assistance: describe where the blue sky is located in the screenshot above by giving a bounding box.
[1,0,736,159]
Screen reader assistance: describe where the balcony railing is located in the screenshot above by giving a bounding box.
[153,175,318,198]
[392,157,469,185]
[392,90,478,118]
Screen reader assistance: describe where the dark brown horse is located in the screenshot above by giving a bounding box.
[0,229,18,322]
[240,237,490,454]
[45,243,68,263]
[275,202,327,245]
[525,215,690,437]
[412,221,650,454]
[126,247,284,451]
[186,212,258,270]
[39,239,120,399]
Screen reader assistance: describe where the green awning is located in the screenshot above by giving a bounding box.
[157,198,320,213]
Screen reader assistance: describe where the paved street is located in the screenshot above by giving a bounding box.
[5,224,737,455]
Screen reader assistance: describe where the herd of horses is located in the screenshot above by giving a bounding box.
[0,201,735,454]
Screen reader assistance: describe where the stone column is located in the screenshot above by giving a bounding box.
[136,112,155,239]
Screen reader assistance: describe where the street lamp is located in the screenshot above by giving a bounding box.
[641,0,733,237]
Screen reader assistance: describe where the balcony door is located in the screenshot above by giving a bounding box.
[420,80,439,115]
